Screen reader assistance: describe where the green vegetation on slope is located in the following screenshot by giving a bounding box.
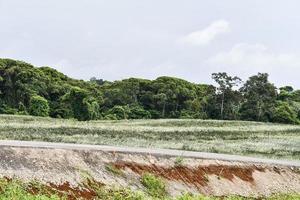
[1,58,300,124]
[141,173,167,198]
[0,115,299,160]
[0,177,298,200]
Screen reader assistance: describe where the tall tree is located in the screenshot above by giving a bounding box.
[154,93,167,117]
[212,72,241,119]
[240,73,277,121]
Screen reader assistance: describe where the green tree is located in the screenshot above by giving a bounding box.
[151,77,198,118]
[83,97,101,120]
[63,87,101,121]
[154,93,167,117]
[278,86,294,101]
[89,77,105,85]
[273,101,298,124]
[212,72,242,119]
[29,95,50,117]
[240,73,277,121]
[1,58,300,124]
[291,90,300,102]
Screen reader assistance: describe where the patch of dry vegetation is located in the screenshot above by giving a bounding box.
[0,114,299,160]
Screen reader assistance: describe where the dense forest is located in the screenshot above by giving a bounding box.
[0,58,299,124]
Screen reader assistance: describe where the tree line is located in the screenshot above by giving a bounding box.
[0,58,299,124]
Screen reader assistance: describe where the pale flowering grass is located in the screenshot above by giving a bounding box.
[0,114,299,160]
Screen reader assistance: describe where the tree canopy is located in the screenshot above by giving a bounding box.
[0,58,299,124]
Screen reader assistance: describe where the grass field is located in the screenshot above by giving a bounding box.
[0,114,299,160]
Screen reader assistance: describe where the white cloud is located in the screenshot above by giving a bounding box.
[180,20,230,46]
[206,43,300,87]
[207,43,300,69]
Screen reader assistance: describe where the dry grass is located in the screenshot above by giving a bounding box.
[0,114,299,160]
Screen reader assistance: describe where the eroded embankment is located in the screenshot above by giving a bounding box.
[0,145,299,198]
[112,161,265,187]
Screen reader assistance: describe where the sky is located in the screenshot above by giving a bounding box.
[0,0,300,88]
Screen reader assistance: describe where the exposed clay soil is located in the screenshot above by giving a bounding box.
[3,177,102,200]
[112,161,265,188]
[0,146,299,197]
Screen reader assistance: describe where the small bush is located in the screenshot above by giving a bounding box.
[107,106,128,120]
[103,113,118,120]
[128,105,151,119]
[174,156,184,167]
[105,164,124,176]
[0,104,18,114]
[141,173,166,198]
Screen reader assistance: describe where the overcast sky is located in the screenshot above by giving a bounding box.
[0,0,300,88]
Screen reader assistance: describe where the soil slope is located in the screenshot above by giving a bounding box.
[0,141,299,197]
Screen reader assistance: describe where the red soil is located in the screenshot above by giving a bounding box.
[28,178,104,200]
[113,161,265,188]
[0,163,268,199]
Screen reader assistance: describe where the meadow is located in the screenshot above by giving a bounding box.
[0,114,299,160]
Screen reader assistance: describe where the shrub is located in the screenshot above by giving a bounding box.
[103,114,118,120]
[107,105,128,120]
[0,104,18,114]
[29,95,50,117]
[17,102,28,115]
[174,156,184,167]
[105,164,124,176]
[128,105,151,119]
[141,173,166,198]
[148,110,160,119]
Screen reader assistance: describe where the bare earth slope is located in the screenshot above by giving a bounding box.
[0,140,299,197]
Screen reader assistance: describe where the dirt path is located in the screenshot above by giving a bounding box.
[0,140,299,167]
